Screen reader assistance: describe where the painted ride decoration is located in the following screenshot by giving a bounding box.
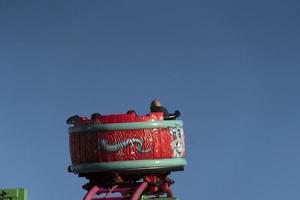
[67,105,186,200]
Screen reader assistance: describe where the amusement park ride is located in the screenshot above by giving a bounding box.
[67,101,187,200]
[1,101,186,200]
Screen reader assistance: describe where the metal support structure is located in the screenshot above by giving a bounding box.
[0,189,27,200]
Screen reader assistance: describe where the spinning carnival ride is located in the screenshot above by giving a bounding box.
[67,111,186,200]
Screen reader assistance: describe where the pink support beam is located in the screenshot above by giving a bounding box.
[130,182,148,200]
[83,182,148,200]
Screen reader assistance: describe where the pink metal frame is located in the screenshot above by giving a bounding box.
[83,182,148,200]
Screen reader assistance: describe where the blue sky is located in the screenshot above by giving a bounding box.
[0,1,300,200]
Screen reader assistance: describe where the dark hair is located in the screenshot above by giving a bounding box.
[127,110,137,114]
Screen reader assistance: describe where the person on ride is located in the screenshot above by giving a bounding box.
[150,100,180,120]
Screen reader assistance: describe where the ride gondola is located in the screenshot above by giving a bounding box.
[67,108,186,200]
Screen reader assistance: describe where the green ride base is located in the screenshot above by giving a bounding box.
[0,188,27,200]
[70,158,187,173]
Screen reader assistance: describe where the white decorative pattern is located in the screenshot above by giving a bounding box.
[169,125,185,157]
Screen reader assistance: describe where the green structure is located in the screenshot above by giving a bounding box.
[0,189,27,200]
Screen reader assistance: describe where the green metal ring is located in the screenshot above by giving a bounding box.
[70,158,187,173]
[69,120,183,133]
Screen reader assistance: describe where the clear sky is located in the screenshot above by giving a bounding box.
[0,1,300,200]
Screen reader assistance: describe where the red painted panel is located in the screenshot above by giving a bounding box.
[73,133,80,164]
[69,112,185,167]
[84,133,92,163]
[70,127,185,164]
[160,129,173,158]
[69,134,75,163]
[152,128,161,159]
[80,133,87,163]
